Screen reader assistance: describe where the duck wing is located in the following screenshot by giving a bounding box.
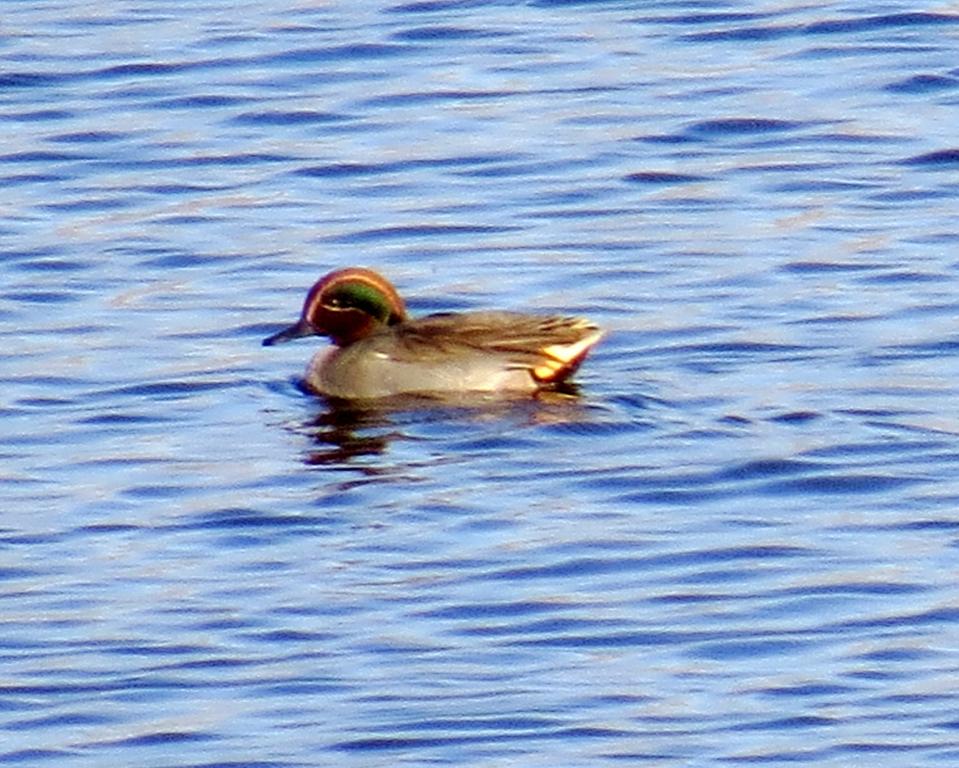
[391,311,604,383]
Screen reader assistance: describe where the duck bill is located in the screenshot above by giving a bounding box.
[262,318,315,346]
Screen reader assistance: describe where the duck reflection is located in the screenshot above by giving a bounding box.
[296,383,595,468]
[300,397,395,466]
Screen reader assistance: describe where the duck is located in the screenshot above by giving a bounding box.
[263,267,603,399]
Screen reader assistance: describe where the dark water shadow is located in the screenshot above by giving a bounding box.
[290,380,598,469]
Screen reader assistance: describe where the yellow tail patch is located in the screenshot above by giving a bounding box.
[532,328,604,382]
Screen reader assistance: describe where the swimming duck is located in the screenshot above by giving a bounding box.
[263,267,603,399]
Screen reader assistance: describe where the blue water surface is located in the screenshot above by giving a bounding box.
[3,1,959,766]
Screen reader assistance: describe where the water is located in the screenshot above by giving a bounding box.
[3,2,959,765]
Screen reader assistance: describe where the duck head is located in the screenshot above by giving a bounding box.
[263,267,407,347]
